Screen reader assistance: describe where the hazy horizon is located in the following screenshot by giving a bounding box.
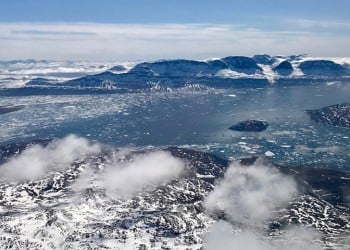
[1,0,350,60]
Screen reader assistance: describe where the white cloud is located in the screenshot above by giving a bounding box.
[204,221,323,250]
[203,160,326,249]
[0,134,101,181]
[204,160,298,223]
[287,19,350,30]
[72,150,185,198]
[0,22,349,60]
[104,151,185,197]
[204,221,270,250]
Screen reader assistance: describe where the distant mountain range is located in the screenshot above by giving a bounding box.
[1,54,350,94]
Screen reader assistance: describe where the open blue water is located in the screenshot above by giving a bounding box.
[1,82,350,170]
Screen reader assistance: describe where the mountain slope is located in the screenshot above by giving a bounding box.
[0,140,349,249]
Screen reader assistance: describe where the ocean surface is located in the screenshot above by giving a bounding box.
[1,82,350,170]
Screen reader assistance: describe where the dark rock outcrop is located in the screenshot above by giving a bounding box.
[307,102,350,128]
[0,105,24,115]
[58,58,270,90]
[109,65,127,72]
[63,71,121,88]
[299,60,348,77]
[206,59,228,74]
[25,78,57,87]
[128,59,219,77]
[222,56,262,74]
[273,60,293,76]
[229,120,269,132]
[253,54,276,65]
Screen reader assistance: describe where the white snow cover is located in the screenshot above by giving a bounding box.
[215,68,264,79]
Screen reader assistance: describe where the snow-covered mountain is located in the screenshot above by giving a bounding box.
[0,137,349,249]
[0,59,134,89]
[1,55,349,94]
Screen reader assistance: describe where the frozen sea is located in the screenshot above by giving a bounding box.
[1,81,350,170]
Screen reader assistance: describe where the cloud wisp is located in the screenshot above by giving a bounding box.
[287,19,350,31]
[0,135,184,198]
[0,22,349,60]
[72,150,185,198]
[0,134,101,182]
[203,160,323,249]
[104,150,185,197]
[204,160,298,224]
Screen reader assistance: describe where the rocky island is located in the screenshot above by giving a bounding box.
[229,120,269,132]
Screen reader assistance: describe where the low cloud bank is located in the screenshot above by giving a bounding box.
[0,134,101,181]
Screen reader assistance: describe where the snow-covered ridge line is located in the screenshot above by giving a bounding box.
[0,60,136,88]
[1,54,350,89]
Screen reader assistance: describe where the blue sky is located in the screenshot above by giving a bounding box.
[1,0,350,60]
